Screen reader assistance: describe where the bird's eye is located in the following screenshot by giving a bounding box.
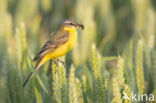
[69,23,73,25]
[66,22,75,26]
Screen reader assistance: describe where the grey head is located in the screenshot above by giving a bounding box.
[60,18,84,30]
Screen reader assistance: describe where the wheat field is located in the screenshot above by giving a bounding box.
[0,0,156,103]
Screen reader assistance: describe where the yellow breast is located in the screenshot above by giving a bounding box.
[45,28,77,59]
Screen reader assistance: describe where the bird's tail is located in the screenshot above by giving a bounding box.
[23,72,33,87]
[23,59,42,87]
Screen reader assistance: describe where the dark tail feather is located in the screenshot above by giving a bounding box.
[23,72,33,87]
[33,56,38,61]
[23,59,41,87]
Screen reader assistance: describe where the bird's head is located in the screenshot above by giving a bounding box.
[60,18,84,31]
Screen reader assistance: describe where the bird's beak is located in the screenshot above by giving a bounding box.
[76,24,84,30]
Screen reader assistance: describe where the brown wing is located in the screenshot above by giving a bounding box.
[33,31,69,61]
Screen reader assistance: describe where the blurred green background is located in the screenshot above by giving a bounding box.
[0,0,156,103]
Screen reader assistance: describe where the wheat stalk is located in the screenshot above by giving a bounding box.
[136,40,145,94]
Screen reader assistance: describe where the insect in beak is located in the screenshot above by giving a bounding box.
[76,24,84,30]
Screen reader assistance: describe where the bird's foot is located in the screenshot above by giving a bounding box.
[57,59,66,68]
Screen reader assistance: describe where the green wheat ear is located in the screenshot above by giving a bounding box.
[52,61,62,103]
[136,40,145,94]
[52,57,68,103]
[91,44,101,79]
[145,8,155,50]
[69,65,84,103]
[117,56,125,88]
[15,27,22,69]
[69,65,78,103]
[81,75,86,92]
[75,78,84,103]
[58,57,68,103]
[111,77,122,103]
[91,44,106,103]
[123,84,131,103]
[15,22,27,71]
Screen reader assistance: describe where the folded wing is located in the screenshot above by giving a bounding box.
[33,31,69,61]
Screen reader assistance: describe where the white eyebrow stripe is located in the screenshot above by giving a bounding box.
[64,21,72,24]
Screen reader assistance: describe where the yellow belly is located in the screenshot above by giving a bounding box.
[43,30,77,62]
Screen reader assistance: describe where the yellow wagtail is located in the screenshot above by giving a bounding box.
[23,18,84,87]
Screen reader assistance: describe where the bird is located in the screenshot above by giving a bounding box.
[23,18,84,87]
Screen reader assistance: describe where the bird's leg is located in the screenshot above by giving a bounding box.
[54,59,58,66]
[57,59,68,78]
[57,59,66,68]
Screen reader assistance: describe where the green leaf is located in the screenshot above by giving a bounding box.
[27,57,49,94]
[35,87,43,103]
